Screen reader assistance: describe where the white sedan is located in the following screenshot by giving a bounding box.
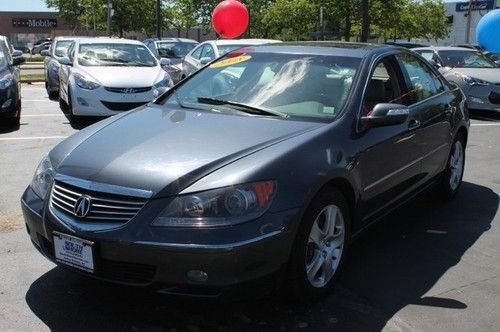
[58,38,172,123]
[182,39,281,78]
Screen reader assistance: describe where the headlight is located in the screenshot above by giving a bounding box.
[455,73,490,86]
[154,74,173,89]
[0,73,14,89]
[74,72,101,90]
[152,180,277,227]
[30,154,55,199]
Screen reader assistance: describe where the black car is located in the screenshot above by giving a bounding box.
[22,42,469,301]
[0,39,25,126]
[385,41,429,49]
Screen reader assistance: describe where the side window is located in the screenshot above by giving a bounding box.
[191,45,203,59]
[362,57,404,116]
[418,51,434,62]
[67,43,75,62]
[398,53,445,105]
[201,45,215,60]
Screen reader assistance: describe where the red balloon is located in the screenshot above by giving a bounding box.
[212,0,249,39]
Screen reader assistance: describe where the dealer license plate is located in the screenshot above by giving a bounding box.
[53,232,95,273]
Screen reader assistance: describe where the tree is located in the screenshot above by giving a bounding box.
[261,0,318,40]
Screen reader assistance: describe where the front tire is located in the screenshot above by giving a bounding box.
[439,133,466,199]
[286,188,350,302]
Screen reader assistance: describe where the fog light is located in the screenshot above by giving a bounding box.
[187,270,208,283]
[469,97,485,104]
[77,97,89,106]
[1,98,12,109]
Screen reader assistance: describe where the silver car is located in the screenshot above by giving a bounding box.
[182,39,280,79]
[414,46,500,113]
[41,37,80,99]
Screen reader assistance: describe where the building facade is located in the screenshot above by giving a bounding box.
[440,0,499,45]
[0,11,73,51]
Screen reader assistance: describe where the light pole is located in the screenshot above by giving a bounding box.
[156,0,162,39]
[107,0,112,37]
[465,0,474,43]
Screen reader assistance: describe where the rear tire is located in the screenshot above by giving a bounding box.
[438,133,466,199]
[285,188,350,302]
[48,89,58,100]
[7,99,21,127]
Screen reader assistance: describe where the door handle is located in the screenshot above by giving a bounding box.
[408,119,420,130]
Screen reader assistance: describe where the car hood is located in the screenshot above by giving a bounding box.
[445,67,500,84]
[55,106,322,197]
[78,66,164,87]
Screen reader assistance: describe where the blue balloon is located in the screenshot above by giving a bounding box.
[477,9,500,52]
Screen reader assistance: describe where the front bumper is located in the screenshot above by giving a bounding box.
[21,186,298,294]
[71,85,167,117]
[464,84,500,112]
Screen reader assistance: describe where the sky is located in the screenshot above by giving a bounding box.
[0,0,461,12]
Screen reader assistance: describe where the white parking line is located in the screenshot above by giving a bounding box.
[0,136,67,141]
[471,123,500,127]
[22,114,64,117]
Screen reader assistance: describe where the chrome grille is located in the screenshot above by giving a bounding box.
[104,87,152,94]
[50,181,147,224]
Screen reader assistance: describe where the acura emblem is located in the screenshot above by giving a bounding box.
[121,88,137,94]
[74,195,92,218]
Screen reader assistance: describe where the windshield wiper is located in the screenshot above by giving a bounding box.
[197,98,288,118]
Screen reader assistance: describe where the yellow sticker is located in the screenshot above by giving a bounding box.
[210,55,252,68]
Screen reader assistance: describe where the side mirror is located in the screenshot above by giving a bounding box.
[12,56,26,66]
[40,49,50,57]
[361,103,409,128]
[58,56,72,66]
[159,58,171,66]
[12,50,23,58]
[427,59,441,69]
[200,57,212,65]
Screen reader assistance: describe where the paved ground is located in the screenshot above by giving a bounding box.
[0,84,499,331]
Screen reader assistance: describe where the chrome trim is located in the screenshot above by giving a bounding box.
[54,174,153,199]
[364,143,448,192]
[134,230,283,251]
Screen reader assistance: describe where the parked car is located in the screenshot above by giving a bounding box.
[384,41,428,49]
[57,38,173,124]
[22,42,469,300]
[13,44,30,54]
[32,41,52,55]
[144,38,199,84]
[0,36,25,126]
[414,46,500,113]
[41,36,80,99]
[182,39,280,78]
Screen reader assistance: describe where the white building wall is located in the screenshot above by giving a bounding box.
[438,0,499,45]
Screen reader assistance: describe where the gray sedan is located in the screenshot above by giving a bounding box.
[414,46,500,113]
[22,42,469,301]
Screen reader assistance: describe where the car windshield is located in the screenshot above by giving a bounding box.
[54,40,73,57]
[157,42,197,58]
[162,51,360,122]
[438,50,498,68]
[78,43,157,67]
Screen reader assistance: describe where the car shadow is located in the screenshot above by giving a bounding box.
[25,182,498,331]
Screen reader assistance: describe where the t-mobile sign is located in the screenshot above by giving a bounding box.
[12,18,58,28]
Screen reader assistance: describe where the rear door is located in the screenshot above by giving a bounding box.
[396,52,455,182]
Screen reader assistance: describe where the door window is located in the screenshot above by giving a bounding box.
[362,57,405,116]
[200,45,216,60]
[398,53,445,105]
[191,45,203,60]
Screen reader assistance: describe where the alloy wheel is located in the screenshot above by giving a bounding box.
[449,140,464,191]
[305,204,345,288]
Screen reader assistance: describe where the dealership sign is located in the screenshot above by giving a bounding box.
[456,0,495,12]
[12,18,58,28]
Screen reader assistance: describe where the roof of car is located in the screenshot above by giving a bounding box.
[54,36,85,41]
[239,41,397,57]
[148,37,198,43]
[76,37,144,45]
[210,39,282,46]
[413,46,478,52]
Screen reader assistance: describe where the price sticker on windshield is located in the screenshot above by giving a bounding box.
[210,55,252,68]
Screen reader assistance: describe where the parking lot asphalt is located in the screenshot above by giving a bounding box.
[0,84,499,331]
